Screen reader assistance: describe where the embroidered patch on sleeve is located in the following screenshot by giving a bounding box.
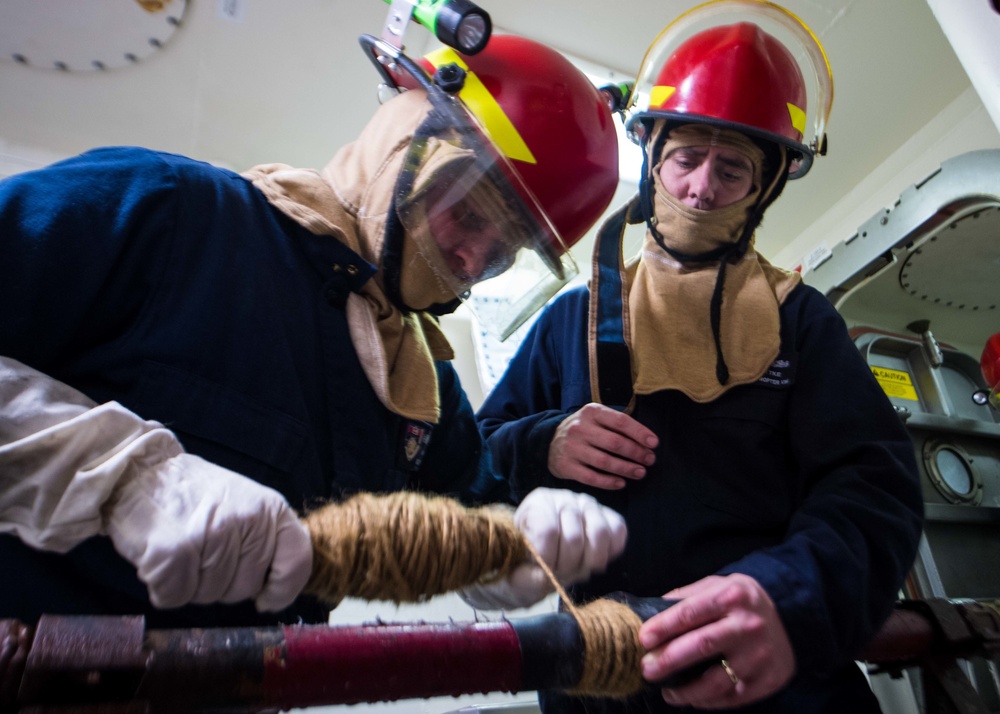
[397,420,433,471]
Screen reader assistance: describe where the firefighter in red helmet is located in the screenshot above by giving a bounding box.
[0,33,626,627]
[370,32,621,338]
[475,2,923,712]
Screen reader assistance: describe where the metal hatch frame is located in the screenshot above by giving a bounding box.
[805,149,1000,364]
[805,148,1000,308]
[804,149,1000,714]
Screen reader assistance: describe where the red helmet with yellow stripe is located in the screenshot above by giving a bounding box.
[412,35,620,255]
[369,33,620,338]
[626,0,833,179]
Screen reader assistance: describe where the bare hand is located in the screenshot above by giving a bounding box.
[638,574,796,709]
[548,403,658,490]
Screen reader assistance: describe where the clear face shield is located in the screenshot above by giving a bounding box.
[394,96,577,341]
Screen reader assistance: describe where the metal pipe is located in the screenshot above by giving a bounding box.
[1,611,588,713]
[3,597,997,713]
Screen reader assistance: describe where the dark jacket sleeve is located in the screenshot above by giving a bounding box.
[477,289,592,502]
[720,287,924,676]
[0,147,177,372]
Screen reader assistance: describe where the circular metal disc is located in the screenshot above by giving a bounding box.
[898,206,1000,311]
[0,0,189,72]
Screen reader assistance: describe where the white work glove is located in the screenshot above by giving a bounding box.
[0,356,312,612]
[104,452,314,612]
[460,487,627,611]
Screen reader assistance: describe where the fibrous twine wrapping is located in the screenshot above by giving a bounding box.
[301,490,647,698]
[303,491,527,607]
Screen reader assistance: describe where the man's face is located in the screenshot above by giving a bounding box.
[423,186,520,287]
[659,145,755,210]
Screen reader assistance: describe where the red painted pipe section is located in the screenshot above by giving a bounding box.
[3,615,532,712]
[268,621,524,708]
[858,607,935,664]
[4,598,998,712]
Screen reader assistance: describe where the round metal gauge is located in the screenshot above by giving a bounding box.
[922,438,983,505]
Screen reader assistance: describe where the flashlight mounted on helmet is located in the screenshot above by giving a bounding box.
[381,0,492,56]
[366,0,482,103]
[599,81,634,123]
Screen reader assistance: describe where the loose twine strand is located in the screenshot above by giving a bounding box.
[302,491,646,698]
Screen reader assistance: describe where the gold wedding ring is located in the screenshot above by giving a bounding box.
[720,658,740,686]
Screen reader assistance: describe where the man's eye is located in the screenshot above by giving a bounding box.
[454,206,488,232]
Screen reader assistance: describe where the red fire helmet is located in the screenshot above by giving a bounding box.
[377,33,620,338]
[396,34,621,255]
[626,0,833,179]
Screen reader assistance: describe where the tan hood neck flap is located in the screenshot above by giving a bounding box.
[589,123,801,405]
[629,236,800,402]
[243,90,453,424]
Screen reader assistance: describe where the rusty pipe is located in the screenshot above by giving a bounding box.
[3,597,996,713]
[0,593,672,713]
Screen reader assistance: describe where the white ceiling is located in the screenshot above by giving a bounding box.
[0,0,975,263]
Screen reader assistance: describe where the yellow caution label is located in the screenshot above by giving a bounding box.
[870,366,919,401]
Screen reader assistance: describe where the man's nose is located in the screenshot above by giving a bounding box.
[451,234,513,284]
[449,237,491,283]
[687,163,716,206]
